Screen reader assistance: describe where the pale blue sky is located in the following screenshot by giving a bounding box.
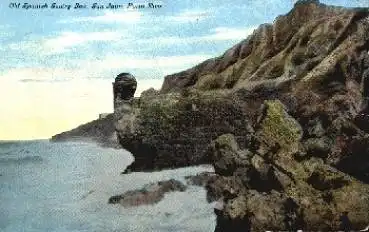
[0,0,367,139]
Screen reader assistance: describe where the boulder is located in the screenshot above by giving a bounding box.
[208,130,369,231]
[303,137,333,158]
[206,98,369,231]
[256,100,303,152]
[184,172,219,187]
[108,179,186,207]
[208,134,251,176]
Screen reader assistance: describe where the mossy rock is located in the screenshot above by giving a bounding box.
[212,134,239,151]
[137,94,182,136]
[210,134,247,176]
[331,182,369,228]
[259,100,303,150]
[307,165,350,191]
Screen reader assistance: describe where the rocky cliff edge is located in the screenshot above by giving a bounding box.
[114,1,369,230]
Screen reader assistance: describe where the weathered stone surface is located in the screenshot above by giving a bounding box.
[185,172,219,187]
[108,179,186,207]
[336,135,369,182]
[112,1,369,231]
[113,73,137,102]
[208,134,250,176]
[116,0,369,175]
[117,91,254,173]
[303,137,333,158]
[50,73,137,147]
[161,1,369,93]
[207,104,369,231]
[257,100,303,152]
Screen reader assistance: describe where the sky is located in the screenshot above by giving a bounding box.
[0,0,368,140]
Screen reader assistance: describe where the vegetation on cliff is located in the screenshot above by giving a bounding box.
[112,0,369,230]
[258,100,303,150]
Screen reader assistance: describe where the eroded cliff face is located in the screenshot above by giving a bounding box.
[207,102,369,231]
[161,0,369,94]
[115,0,369,175]
[115,89,254,172]
[114,1,369,230]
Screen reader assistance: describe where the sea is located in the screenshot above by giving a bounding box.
[0,140,216,232]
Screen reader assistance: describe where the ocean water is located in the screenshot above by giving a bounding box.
[0,140,215,232]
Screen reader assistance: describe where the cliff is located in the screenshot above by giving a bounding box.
[50,113,119,148]
[206,105,369,231]
[161,0,369,94]
[114,0,369,230]
[115,0,369,174]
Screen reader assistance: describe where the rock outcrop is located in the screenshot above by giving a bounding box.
[185,172,219,187]
[115,1,369,176]
[113,73,137,110]
[116,87,254,173]
[207,102,369,231]
[50,113,119,148]
[113,1,369,230]
[51,72,138,147]
[161,0,369,94]
[108,179,186,207]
